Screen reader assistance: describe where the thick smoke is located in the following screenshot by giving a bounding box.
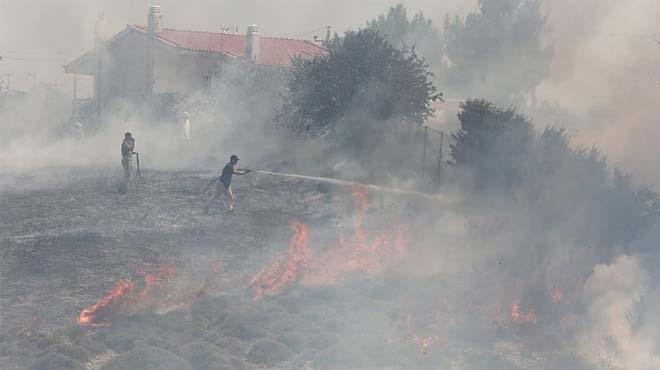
[538,0,660,185]
[2,2,660,370]
[576,255,654,370]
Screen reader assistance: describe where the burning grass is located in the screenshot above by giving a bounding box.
[4,269,594,370]
[252,186,409,297]
[2,181,605,370]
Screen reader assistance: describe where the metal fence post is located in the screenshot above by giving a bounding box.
[422,125,428,177]
[437,131,444,183]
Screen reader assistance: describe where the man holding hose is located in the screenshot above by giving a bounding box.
[206,154,250,214]
[120,132,135,193]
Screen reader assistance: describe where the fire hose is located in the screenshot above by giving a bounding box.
[202,169,252,197]
[133,152,144,181]
[201,168,454,203]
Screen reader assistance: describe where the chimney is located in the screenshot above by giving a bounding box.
[245,25,260,62]
[324,26,332,45]
[148,5,162,34]
[94,14,107,121]
[146,6,161,95]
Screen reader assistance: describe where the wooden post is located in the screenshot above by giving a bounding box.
[422,125,428,177]
[437,131,444,182]
[72,73,77,118]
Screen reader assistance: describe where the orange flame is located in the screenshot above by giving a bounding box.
[78,263,177,328]
[135,263,176,307]
[511,301,537,324]
[252,221,312,297]
[552,283,562,303]
[78,280,135,328]
[405,314,439,353]
[251,187,408,296]
[17,316,39,337]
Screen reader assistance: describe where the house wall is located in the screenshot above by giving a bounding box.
[100,31,149,102]
[152,46,227,96]
[99,30,228,105]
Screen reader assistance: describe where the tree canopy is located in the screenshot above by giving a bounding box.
[367,4,443,68]
[450,99,660,253]
[284,29,440,135]
[450,99,535,190]
[441,0,553,103]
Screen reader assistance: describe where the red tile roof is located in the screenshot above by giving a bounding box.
[130,25,326,66]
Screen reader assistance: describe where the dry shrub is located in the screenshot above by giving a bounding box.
[29,352,85,370]
[276,332,306,353]
[307,333,340,350]
[312,345,365,370]
[245,339,294,366]
[214,336,249,355]
[46,342,91,362]
[220,320,269,341]
[100,346,192,370]
[181,342,233,370]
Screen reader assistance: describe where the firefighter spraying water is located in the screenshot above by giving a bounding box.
[203,154,251,214]
[201,164,455,215]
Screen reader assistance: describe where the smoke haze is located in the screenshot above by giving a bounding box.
[2,2,660,370]
[539,0,660,185]
[2,0,658,183]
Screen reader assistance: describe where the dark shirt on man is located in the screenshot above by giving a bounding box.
[219,162,234,188]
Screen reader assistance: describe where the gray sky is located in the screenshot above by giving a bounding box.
[0,0,474,91]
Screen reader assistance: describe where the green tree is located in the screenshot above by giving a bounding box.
[367,4,443,67]
[450,99,660,253]
[284,29,440,135]
[450,98,535,190]
[441,0,553,103]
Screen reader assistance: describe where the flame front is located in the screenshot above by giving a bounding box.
[552,283,562,303]
[511,301,537,324]
[405,314,439,353]
[78,263,176,328]
[251,187,408,296]
[78,280,135,328]
[251,220,312,297]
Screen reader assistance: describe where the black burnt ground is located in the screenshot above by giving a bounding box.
[1,170,594,370]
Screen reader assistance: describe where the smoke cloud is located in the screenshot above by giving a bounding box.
[577,255,655,370]
[2,2,660,370]
[538,0,660,185]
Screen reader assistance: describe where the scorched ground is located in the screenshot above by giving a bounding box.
[1,169,588,370]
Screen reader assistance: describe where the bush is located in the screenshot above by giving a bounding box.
[29,353,85,370]
[181,342,233,370]
[450,99,534,191]
[276,332,306,353]
[245,339,294,366]
[100,346,192,370]
[46,343,91,362]
[219,321,269,341]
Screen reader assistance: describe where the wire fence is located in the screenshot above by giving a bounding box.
[415,124,455,184]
